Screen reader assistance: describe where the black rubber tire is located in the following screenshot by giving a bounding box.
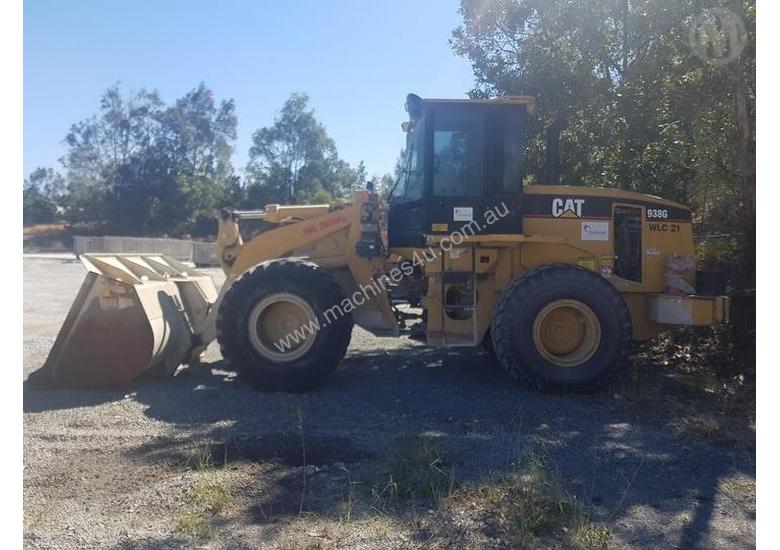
[481,328,495,355]
[491,264,632,392]
[216,259,353,392]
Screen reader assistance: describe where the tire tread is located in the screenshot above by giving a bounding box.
[216,259,353,391]
[491,264,632,392]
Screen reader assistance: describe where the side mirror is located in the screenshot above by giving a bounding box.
[405,93,423,120]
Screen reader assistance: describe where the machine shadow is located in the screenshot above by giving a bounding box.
[24,381,131,413]
[105,346,754,548]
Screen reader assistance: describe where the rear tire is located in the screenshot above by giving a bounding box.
[216,259,353,392]
[491,264,631,392]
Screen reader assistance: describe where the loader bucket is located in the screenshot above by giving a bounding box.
[28,254,218,388]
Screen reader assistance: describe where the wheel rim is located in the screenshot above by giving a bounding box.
[532,299,601,368]
[247,292,317,363]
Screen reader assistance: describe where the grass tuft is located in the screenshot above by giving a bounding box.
[338,468,363,525]
[188,480,233,513]
[571,522,612,550]
[372,433,455,506]
[466,449,611,549]
[192,448,215,471]
[176,511,214,539]
[176,479,233,540]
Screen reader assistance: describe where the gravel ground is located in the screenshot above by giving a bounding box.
[23,256,755,549]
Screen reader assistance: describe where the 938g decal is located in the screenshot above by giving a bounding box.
[646,208,669,220]
[646,206,687,231]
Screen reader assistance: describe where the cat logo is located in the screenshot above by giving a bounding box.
[552,198,585,218]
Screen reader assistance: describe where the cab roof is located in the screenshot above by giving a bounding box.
[421,95,536,113]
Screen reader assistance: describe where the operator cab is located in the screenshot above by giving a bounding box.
[388,93,534,247]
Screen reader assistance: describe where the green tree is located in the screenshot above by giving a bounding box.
[62,85,163,228]
[157,83,238,235]
[452,0,755,282]
[61,83,237,236]
[23,167,64,225]
[245,93,363,206]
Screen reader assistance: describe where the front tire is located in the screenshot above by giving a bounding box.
[491,264,631,392]
[216,259,353,392]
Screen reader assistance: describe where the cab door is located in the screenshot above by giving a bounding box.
[427,105,485,235]
[427,104,525,237]
[388,115,427,247]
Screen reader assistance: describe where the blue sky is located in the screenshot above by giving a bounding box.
[24,0,475,180]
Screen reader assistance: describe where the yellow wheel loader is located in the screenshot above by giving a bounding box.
[32,94,729,392]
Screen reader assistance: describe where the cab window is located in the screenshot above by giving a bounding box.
[501,109,525,193]
[485,106,525,195]
[432,108,485,197]
[391,120,425,202]
[400,118,425,201]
